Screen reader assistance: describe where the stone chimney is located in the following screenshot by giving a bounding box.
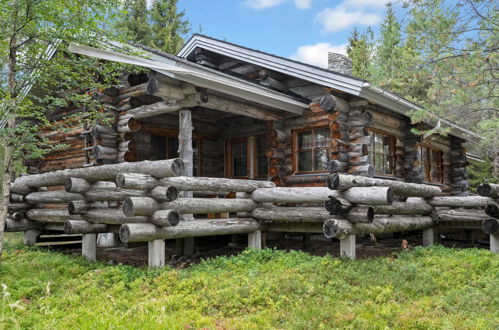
[328,53,352,76]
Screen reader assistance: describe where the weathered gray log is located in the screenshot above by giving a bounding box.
[241,186,393,205]
[370,202,433,216]
[150,186,178,202]
[93,145,118,160]
[150,210,181,227]
[320,94,349,112]
[146,76,194,101]
[64,220,111,235]
[477,183,499,198]
[26,209,78,222]
[123,197,160,216]
[85,187,147,202]
[10,193,24,203]
[116,173,160,189]
[10,182,33,194]
[251,207,331,223]
[428,196,494,208]
[482,219,499,234]
[11,159,184,189]
[128,100,194,119]
[82,209,148,225]
[5,218,42,232]
[324,197,352,214]
[435,209,491,222]
[65,177,92,193]
[119,218,261,242]
[8,203,30,213]
[25,190,84,204]
[68,200,89,215]
[124,197,258,215]
[323,216,434,239]
[11,212,24,220]
[342,206,374,223]
[485,204,499,219]
[327,173,442,198]
[159,176,276,192]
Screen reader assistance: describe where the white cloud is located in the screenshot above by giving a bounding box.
[315,6,381,32]
[344,0,391,8]
[243,0,312,10]
[290,42,348,68]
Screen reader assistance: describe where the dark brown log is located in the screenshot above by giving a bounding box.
[324,197,352,214]
[119,218,261,243]
[485,204,499,219]
[150,210,181,227]
[477,183,499,198]
[323,216,433,239]
[327,173,442,198]
[482,219,499,234]
[117,116,141,133]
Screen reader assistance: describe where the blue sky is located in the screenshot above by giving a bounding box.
[177,0,393,68]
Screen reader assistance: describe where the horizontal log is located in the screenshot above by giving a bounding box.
[251,207,331,223]
[119,218,261,242]
[324,197,352,214]
[150,186,178,202]
[117,117,142,133]
[68,200,89,214]
[327,173,442,198]
[10,193,24,203]
[323,216,434,239]
[477,183,499,198]
[82,209,149,225]
[150,210,181,227]
[25,191,84,204]
[428,196,494,208]
[485,204,499,219]
[482,219,499,234]
[8,202,31,213]
[93,145,118,160]
[435,209,491,222]
[370,202,433,216]
[342,206,374,223]
[5,218,42,232]
[65,177,92,193]
[242,186,393,205]
[26,209,78,222]
[85,187,147,202]
[123,197,160,216]
[12,159,184,189]
[159,176,276,192]
[64,220,112,235]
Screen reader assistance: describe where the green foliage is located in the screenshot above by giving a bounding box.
[1,234,498,329]
[346,28,374,80]
[116,0,190,54]
[467,159,499,192]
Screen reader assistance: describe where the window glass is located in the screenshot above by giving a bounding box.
[298,151,313,172]
[255,136,268,177]
[419,145,442,183]
[232,141,247,177]
[368,129,395,176]
[298,131,313,149]
[295,128,331,173]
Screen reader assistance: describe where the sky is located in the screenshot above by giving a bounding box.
[177,0,393,68]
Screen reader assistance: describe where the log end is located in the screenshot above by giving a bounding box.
[323,219,339,239]
[477,184,491,197]
[12,212,25,221]
[367,207,374,223]
[171,158,185,177]
[386,187,394,205]
[63,222,72,235]
[64,178,73,193]
[326,173,339,190]
[122,198,134,217]
[482,218,499,235]
[165,186,179,202]
[115,173,126,188]
[169,211,180,226]
[119,224,131,243]
[485,204,499,219]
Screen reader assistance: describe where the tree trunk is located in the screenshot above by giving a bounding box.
[323,216,434,239]
[327,173,442,197]
[119,218,261,242]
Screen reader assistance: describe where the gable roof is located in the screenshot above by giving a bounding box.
[178,34,482,143]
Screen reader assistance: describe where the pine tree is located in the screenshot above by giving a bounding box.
[346,28,374,80]
[117,0,151,47]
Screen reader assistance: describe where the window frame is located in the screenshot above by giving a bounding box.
[366,127,396,177]
[253,134,269,179]
[150,133,203,176]
[225,135,269,179]
[418,143,443,184]
[292,126,331,175]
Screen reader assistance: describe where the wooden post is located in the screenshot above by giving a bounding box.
[423,227,437,247]
[248,230,262,250]
[82,233,97,262]
[340,235,356,259]
[178,109,194,256]
[490,234,499,254]
[23,230,39,246]
[148,239,166,267]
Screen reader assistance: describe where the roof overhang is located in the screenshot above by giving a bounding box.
[178,34,483,143]
[69,44,308,115]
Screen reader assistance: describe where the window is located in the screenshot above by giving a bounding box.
[419,144,443,183]
[226,135,268,178]
[293,127,331,173]
[151,135,202,176]
[367,128,395,176]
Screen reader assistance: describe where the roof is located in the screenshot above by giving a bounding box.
[69,44,308,115]
[178,34,482,143]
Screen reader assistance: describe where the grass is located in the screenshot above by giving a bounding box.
[1,233,498,329]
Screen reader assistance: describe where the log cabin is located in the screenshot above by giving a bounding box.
[31,34,482,196]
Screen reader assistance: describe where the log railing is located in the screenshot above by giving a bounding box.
[5,159,498,266]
